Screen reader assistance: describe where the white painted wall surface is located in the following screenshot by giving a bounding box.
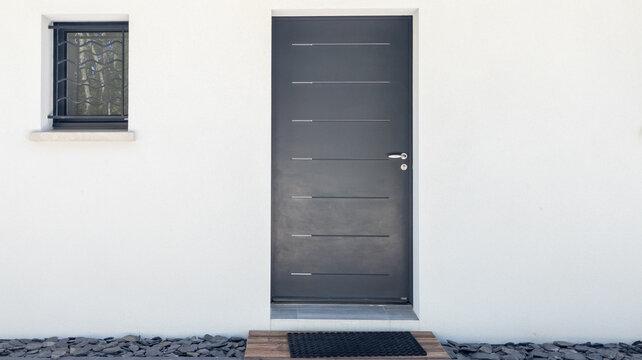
[0,0,641,343]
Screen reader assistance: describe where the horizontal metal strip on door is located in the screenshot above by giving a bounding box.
[291,195,389,199]
[291,234,389,238]
[290,272,390,276]
[292,119,390,123]
[292,81,390,84]
[291,157,389,160]
[292,42,391,46]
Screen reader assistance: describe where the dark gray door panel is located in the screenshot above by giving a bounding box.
[277,199,403,234]
[272,16,412,303]
[279,161,400,197]
[283,87,408,124]
[285,123,394,157]
[288,48,399,80]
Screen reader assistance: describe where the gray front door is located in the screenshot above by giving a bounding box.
[271,16,412,303]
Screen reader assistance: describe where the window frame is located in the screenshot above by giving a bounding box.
[49,22,129,130]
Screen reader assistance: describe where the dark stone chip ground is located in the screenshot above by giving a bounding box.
[0,335,244,358]
[442,340,642,360]
[1,335,640,360]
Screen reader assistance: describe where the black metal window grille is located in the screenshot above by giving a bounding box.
[50,22,128,129]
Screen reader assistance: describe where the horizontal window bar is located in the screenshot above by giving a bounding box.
[55,96,125,107]
[48,115,127,120]
[49,22,128,31]
[56,40,124,48]
[52,122,127,130]
[56,78,124,90]
[57,58,124,66]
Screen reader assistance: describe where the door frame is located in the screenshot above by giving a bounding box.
[269,8,420,309]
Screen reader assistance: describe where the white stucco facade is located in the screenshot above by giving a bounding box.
[0,0,640,343]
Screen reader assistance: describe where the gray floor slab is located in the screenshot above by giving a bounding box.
[271,303,418,320]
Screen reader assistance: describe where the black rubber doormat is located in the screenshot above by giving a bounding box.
[287,331,427,358]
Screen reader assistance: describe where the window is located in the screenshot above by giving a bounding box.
[50,22,128,129]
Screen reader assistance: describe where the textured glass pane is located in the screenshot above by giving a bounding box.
[65,32,128,116]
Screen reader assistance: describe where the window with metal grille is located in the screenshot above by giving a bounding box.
[50,22,128,129]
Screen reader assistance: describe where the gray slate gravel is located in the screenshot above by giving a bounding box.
[443,341,642,360]
[1,335,640,360]
[0,335,244,358]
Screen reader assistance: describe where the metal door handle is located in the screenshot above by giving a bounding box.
[388,153,408,160]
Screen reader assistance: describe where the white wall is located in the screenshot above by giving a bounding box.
[0,0,641,343]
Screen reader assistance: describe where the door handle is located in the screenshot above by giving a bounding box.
[388,153,408,160]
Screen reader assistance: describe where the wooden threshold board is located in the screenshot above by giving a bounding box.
[245,330,451,360]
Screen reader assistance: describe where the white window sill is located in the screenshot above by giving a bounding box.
[29,130,135,142]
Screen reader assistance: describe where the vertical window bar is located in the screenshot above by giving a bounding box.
[60,30,67,117]
[121,29,125,116]
[55,29,68,119]
[52,28,57,117]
